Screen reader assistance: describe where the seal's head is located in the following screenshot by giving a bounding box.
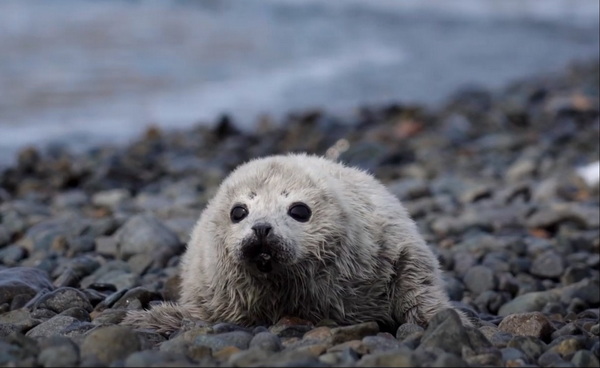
[208,155,343,276]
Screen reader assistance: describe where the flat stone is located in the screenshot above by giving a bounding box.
[498,312,555,342]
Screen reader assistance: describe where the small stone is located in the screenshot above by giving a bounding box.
[356,348,415,367]
[0,267,53,306]
[507,336,547,361]
[396,323,424,340]
[419,308,469,357]
[193,330,253,351]
[81,325,141,365]
[25,315,80,338]
[31,287,93,313]
[329,321,379,345]
[249,331,282,352]
[270,316,314,338]
[432,352,469,367]
[362,335,404,353]
[92,189,131,208]
[571,349,600,368]
[498,312,555,341]
[37,336,80,368]
[479,325,513,348]
[112,287,162,310]
[95,236,118,257]
[549,336,585,356]
[463,265,497,295]
[538,351,567,367]
[303,326,332,342]
[531,251,565,279]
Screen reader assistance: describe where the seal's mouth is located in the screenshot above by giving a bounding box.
[255,252,272,273]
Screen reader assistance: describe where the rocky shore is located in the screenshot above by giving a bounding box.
[0,59,599,367]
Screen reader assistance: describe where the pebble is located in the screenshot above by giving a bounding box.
[80,325,141,365]
[498,312,555,341]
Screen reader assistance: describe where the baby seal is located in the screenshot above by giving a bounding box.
[122,153,469,333]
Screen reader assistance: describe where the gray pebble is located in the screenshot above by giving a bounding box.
[396,323,425,341]
[463,265,497,295]
[115,214,182,262]
[37,336,80,368]
[193,330,253,351]
[25,315,80,338]
[81,325,141,365]
[571,349,600,368]
[0,267,53,306]
[531,250,565,279]
[249,331,283,352]
[32,287,92,313]
[329,321,379,345]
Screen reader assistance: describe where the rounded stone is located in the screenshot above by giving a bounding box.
[463,265,497,295]
[81,326,141,365]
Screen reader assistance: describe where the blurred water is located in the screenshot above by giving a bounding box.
[0,0,598,166]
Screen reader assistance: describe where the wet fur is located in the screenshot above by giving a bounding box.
[122,153,470,333]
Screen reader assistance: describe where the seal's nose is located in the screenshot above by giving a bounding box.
[252,223,272,239]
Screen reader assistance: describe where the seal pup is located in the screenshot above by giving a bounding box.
[122,153,469,333]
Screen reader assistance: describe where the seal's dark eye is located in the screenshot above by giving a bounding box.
[230,205,248,223]
[288,202,311,222]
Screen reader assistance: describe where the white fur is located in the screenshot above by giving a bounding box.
[122,153,468,333]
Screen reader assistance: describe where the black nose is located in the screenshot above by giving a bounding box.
[252,223,272,239]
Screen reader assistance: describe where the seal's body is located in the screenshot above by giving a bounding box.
[122,153,468,333]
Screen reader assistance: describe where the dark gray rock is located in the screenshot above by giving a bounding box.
[0,267,53,306]
[531,250,565,279]
[501,347,531,364]
[419,308,470,357]
[396,323,425,341]
[193,330,253,351]
[361,335,404,353]
[80,325,141,365]
[571,349,600,368]
[0,244,27,266]
[463,265,497,295]
[37,336,80,368]
[31,287,92,313]
[25,315,80,338]
[115,214,183,263]
[249,331,283,352]
[329,321,379,345]
[112,287,162,310]
[507,335,547,361]
[498,312,555,342]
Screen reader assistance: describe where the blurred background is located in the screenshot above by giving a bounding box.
[0,0,598,167]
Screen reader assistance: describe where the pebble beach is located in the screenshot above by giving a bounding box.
[0,59,599,367]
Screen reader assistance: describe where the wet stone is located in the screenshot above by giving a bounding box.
[0,267,53,306]
[329,321,380,345]
[507,335,547,361]
[498,312,555,342]
[531,251,565,279]
[81,325,142,365]
[115,214,182,262]
[37,336,80,368]
[31,287,92,313]
[249,331,283,352]
[193,330,253,351]
[396,323,425,341]
[419,308,470,357]
[463,265,497,295]
[270,316,314,338]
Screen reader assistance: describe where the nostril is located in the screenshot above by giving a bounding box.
[252,223,272,238]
